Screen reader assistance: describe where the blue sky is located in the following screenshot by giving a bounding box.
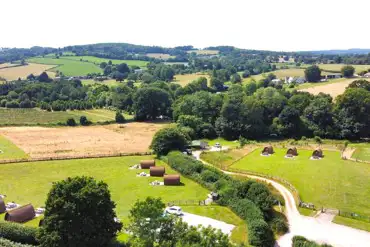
[2,0,369,51]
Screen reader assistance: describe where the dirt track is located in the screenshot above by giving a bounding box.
[0,123,167,158]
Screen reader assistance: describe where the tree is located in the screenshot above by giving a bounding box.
[79,116,90,126]
[272,106,303,137]
[242,70,251,78]
[347,79,370,91]
[103,65,112,76]
[245,81,257,96]
[341,65,355,78]
[304,65,321,82]
[133,87,172,121]
[27,74,35,80]
[116,63,130,74]
[150,127,189,155]
[38,176,122,247]
[38,72,51,82]
[66,118,77,126]
[115,111,125,123]
[99,62,107,69]
[230,73,241,83]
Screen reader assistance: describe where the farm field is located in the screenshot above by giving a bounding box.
[66,56,148,68]
[245,69,335,83]
[230,148,370,216]
[187,50,219,55]
[0,63,20,69]
[0,108,124,126]
[333,216,370,232]
[0,135,28,160]
[173,73,211,86]
[145,53,175,60]
[27,57,102,76]
[0,63,56,81]
[0,122,167,158]
[350,144,370,161]
[317,64,370,73]
[299,78,356,98]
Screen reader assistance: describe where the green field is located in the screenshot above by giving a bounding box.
[27,57,102,76]
[173,73,211,86]
[230,148,370,216]
[0,108,128,125]
[350,144,370,161]
[66,56,148,68]
[0,135,28,160]
[317,64,370,73]
[333,216,370,232]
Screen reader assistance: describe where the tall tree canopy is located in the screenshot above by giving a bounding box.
[304,65,321,82]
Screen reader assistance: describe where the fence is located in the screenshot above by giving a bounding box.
[0,151,153,165]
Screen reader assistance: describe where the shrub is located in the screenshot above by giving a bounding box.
[5,101,19,108]
[314,136,322,144]
[271,218,289,235]
[0,238,33,247]
[0,221,38,245]
[115,111,125,123]
[292,236,333,247]
[66,118,77,126]
[80,116,91,126]
[150,127,189,156]
[0,99,7,107]
[248,219,274,247]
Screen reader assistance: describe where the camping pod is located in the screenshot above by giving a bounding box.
[150,166,165,177]
[286,147,298,156]
[140,160,155,169]
[4,204,35,223]
[0,199,5,214]
[312,148,323,158]
[262,145,274,155]
[164,174,181,185]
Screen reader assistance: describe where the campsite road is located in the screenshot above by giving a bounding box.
[193,150,370,247]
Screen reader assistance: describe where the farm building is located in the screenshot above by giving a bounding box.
[190,140,208,150]
[312,148,324,158]
[0,199,5,214]
[262,145,274,155]
[325,74,342,79]
[150,166,165,177]
[4,204,36,223]
[140,160,155,169]
[164,174,181,185]
[286,147,298,156]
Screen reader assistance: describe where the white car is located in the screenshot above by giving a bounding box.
[214,143,221,148]
[165,206,183,216]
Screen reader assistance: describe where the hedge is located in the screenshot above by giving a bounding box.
[0,221,38,245]
[0,238,34,247]
[292,236,333,247]
[166,151,276,247]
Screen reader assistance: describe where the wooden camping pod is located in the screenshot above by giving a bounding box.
[286,147,298,156]
[164,174,181,185]
[0,199,5,214]
[262,145,274,154]
[150,166,165,177]
[312,148,323,158]
[4,204,35,223]
[140,160,155,169]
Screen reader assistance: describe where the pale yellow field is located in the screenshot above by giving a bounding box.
[146,53,175,60]
[0,63,56,81]
[0,63,19,69]
[299,78,357,98]
[318,64,370,73]
[187,50,219,55]
[173,73,211,86]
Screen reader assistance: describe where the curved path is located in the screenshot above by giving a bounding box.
[193,151,370,247]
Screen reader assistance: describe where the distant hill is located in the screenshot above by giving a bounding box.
[306,49,370,55]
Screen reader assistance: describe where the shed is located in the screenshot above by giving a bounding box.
[0,199,5,214]
[190,140,208,149]
[262,145,274,155]
[164,174,181,185]
[4,204,35,223]
[140,160,155,169]
[150,166,165,177]
[312,148,323,158]
[286,147,298,156]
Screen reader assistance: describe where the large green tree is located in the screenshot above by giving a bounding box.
[304,65,321,82]
[38,176,122,247]
[341,65,355,78]
[150,127,189,155]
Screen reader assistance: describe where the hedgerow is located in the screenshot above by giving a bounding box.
[292,236,333,247]
[0,221,38,245]
[0,237,34,247]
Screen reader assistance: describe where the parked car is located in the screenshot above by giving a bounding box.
[165,206,183,216]
[214,143,221,148]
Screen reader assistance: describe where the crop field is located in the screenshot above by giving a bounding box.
[0,135,28,160]
[350,144,370,161]
[27,57,102,76]
[230,148,370,216]
[0,122,167,158]
[145,53,175,60]
[299,78,356,98]
[0,63,56,81]
[173,73,211,86]
[187,50,219,55]
[66,56,148,68]
[317,64,370,73]
[0,108,125,125]
[245,69,335,83]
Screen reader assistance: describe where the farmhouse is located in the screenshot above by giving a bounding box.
[150,166,165,177]
[0,199,6,214]
[140,160,155,169]
[164,174,181,185]
[4,204,36,223]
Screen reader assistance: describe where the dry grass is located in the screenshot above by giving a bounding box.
[0,63,19,69]
[0,122,168,158]
[299,78,357,98]
[145,53,175,60]
[318,64,370,73]
[173,73,211,86]
[187,50,219,55]
[0,63,56,80]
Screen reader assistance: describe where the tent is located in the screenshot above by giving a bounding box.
[150,167,165,177]
[164,174,181,185]
[140,160,155,169]
[4,204,35,223]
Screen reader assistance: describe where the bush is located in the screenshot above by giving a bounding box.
[314,136,322,144]
[66,118,77,126]
[80,116,91,126]
[150,127,189,156]
[248,219,274,247]
[0,238,33,247]
[0,99,7,107]
[5,101,19,108]
[115,111,125,123]
[271,218,289,235]
[0,221,38,245]
[292,236,333,247]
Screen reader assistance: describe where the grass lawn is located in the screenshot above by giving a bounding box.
[200,148,251,169]
[333,216,370,232]
[182,205,247,245]
[27,57,102,76]
[173,73,210,86]
[230,148,370,216]
[0,135,28,160]
[66,56,148,68]
[0,108,127,125]
[203,138,240,149]
[350,143,370,161]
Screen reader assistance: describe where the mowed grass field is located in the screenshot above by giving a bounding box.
[0,63,56,81]
[173,73,211,86]
[0,108,127,125]
[350,144,370,161]
[0,135,28,160]
[66,56,148,68]
[230,148,370,216]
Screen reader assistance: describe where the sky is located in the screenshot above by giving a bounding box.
[2,0,370,51]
